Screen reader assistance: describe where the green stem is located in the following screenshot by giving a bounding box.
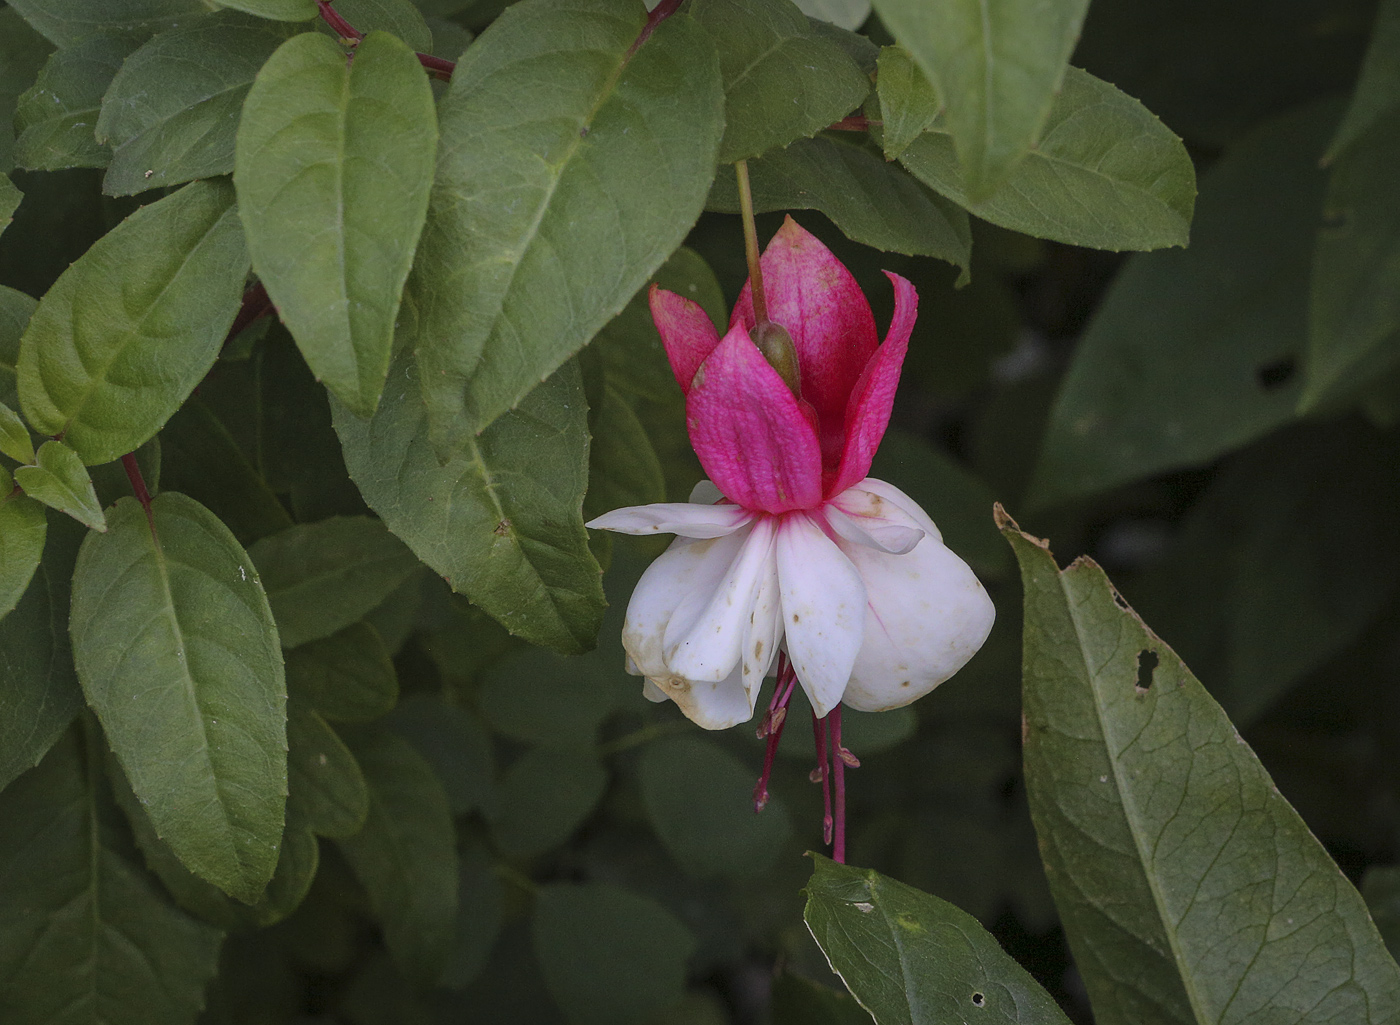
[735,160,768,325]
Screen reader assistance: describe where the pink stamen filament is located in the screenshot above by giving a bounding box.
[753,655,798,812]
[812,709,833,846]
[831,706,846,863]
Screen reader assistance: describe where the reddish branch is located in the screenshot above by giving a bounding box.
[227,281,274,344]
[828,115,878,132]
[121,452,155,530]
[318,0,456,81]
[628,0,682,57]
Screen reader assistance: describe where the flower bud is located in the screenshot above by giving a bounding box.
[751,321,801,397]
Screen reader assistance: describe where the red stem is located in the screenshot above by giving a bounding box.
[417,52,455,81]
[227,281,274,344]
[627,0,682,57]
[831,707,846,863]
[827,115,877,132]
[317,0,362,40]
[121,453,155,532]
[812,709,833,846]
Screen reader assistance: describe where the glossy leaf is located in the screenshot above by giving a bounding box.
[413,0,723,449]
[872,0,1089,199]
[248,516,422,648]
[236,30,437,416]
[17,179,249,465]
[707,136,971,272]
[284,620,399,722]
[639,736,791,879]
[0,465,46,621]
[220,0,317,20]
[874,44,940,160]
[1327,0,1400,160]
[335,727,458,985]
[1027,103,1336,508]
[1304,109,1400,409]
[14,35,130,171]
[692,0,869,163]
[0,731,224,1024]
[287,697,369,839]
[0,398,33,464]
[804,855,1070,1024]
[70,492,286,904]
[96,14,294,196]
[0,515,82,790]
[14,438,105,530]
[1001,509,1400,1025]
[3,0,210,47]
[332,355,605,654]
[898,66,1195,251]
[532,882,696,1025]
[491,746,607,858]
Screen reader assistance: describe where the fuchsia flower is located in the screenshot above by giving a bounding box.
[587,217,995,738]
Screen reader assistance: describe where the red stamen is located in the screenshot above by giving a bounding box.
[813,709,833,845]
[753,656,797,812]
[831,706,847,863]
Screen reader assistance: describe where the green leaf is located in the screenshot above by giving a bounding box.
[490,746,607,858]
[321,0,434,53]
[4,0,211,48]
[288,697,369,838]
[771,973,871,1025]
[70,492,286,904]
[0,515,82,791]
[219,0,318,20]
[17,179,250,465]
[1000,509,1400,1025]
[248,515,422,648]
[0,284,39,411]
[692,0,869,163]
[874,44,940,160]
[332,354,606,654]
[14,35,132,171]
[0,398,33,464]
[236,31,435,417]
[803,854,1073,1024]
[439,842,505,990]
[872,0,1089,199]
[1363,866,1400,962]
[386,695,495,816]
[706,136,971,272]
[0,465,47,622]
[96,14,295,196]
[639,736,791,879]
[14,438,105,530]
[1127,421,1400,728]
[898,66,1196,251]
[285,620,399,722]
[1027,102,1337,508]
[532,882,696,1025]
[335,727,458,985]
[0,175,20,235]
[0,10,54,173]
[1328,0,1400,160]
[1304,109,1400,409]
[793,0,870,31]
[585,383,665,519]
[413,0,723,449]
[0,730,224,1024]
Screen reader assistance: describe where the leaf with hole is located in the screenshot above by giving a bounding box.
[248,516,422,648]
[897,66,1195,251]
[17,178,249,465]
[236,30,437,416]
[70,492,286,904]
[412,0,723,450]
[14,439,104,530]
[14,35,131,171]
[1001,508,1400,1025]
[332,354,605,654]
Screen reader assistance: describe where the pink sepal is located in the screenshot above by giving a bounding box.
[650,285,721,394]
[686,323,823,514]
[731,217,878,462]
[828,271,917,497]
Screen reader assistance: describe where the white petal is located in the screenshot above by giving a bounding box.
[586,501,752,538]
[837,487,995,712]
[665,517,777,684]
[688,479,726,504]
[848,478,943,541]
[646,664,757,730]
[739,541,781,689]
[775,513,867,718]
[641,679,669,703]
[824,489,924,555]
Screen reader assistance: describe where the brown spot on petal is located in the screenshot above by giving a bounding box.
[753,640,764,660]
[791,613,800,624]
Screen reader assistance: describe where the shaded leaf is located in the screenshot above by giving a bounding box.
[332,354,605,654]
[439,841,504,990]
[335,727,458,985]
[585,383,665,519]
[0,729,224,1024]
[14,438,105,530]
[1027,102,1336,508]
[236,30,436,416]
[285,620,399,722]
[490,746,607,858]
[804,854,1072,1024]
[70,492,286,904]
[413,0,723,449]
[3,0,210,48]
[320,0,434,53]
[0,464,47,621]
[17,179,249,465]
[0,175,19,234]
[874,44,939,160]
[532,882,696,1025]
[0,10,54,172]
[1001,508,1400,1025]
[386,695,495,816]
[248,516,422,648]
[898,66,1195,251]
[707,135,971,272]
[14,35,131,171]
[0,285,39,411]
[96,13,295,196]
[872,0,1089,199]
[1304,108,1400,409]
[0,514,83,791]
[0,400,33,463]
[793,0,870,30]
[1328,0,1400,160]
[771,973,871,1025]
[639,736,791,879]
[288,697,369,838]
[1363,866,1400,962]
[220,0,318,20]
[692,0,869,163]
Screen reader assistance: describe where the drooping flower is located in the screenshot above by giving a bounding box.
[587,217,995,734]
